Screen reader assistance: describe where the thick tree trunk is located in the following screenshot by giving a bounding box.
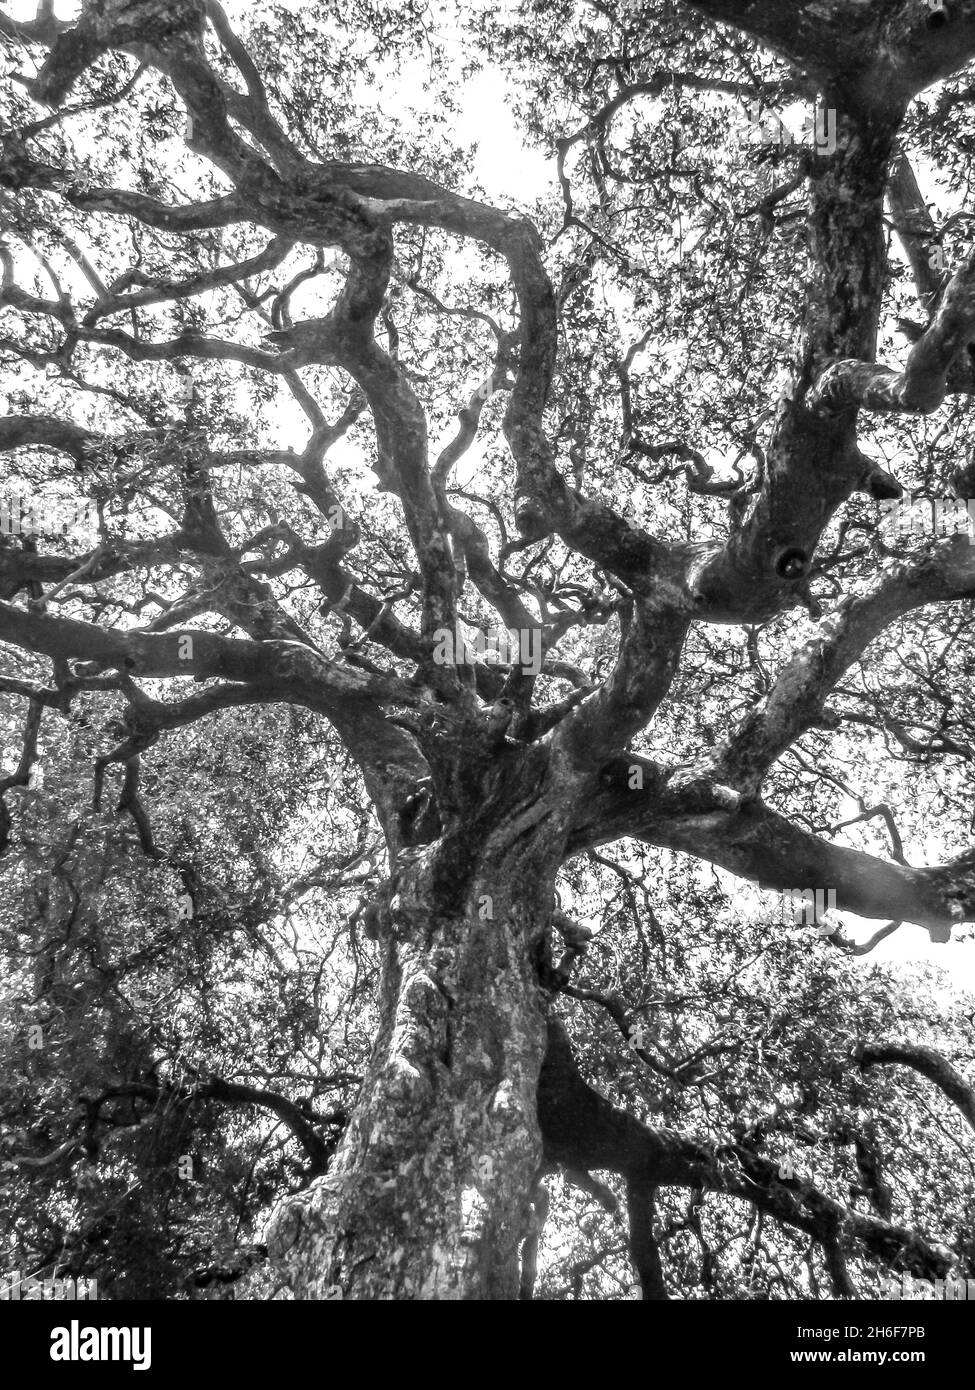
[266,826,561,1299]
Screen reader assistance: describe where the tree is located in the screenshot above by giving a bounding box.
[1,0,975,1301]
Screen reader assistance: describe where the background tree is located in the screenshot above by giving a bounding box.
[1,0,975,1300]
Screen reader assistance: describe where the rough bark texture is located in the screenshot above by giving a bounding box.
[267,852,555,1299]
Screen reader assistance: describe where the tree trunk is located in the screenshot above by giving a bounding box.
[266,821,562,1299]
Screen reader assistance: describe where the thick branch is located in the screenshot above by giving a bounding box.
[568,759,975,938]
[711,539,975,793]
[808,246,975,415]
[858,1043,975,1134]
[539,1019,952,1281]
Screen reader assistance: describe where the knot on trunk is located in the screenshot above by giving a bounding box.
[514,493,552,541]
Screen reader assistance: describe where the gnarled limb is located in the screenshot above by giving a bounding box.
[709,538,975,794]
[568,758,975,939]
[808,246,975,415]
[858,1043,975,1134]
[539,1019,952,1283]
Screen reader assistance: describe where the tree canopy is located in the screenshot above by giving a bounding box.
[1,0,975,1302]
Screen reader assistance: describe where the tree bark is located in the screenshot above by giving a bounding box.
[266,825,561,1299]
